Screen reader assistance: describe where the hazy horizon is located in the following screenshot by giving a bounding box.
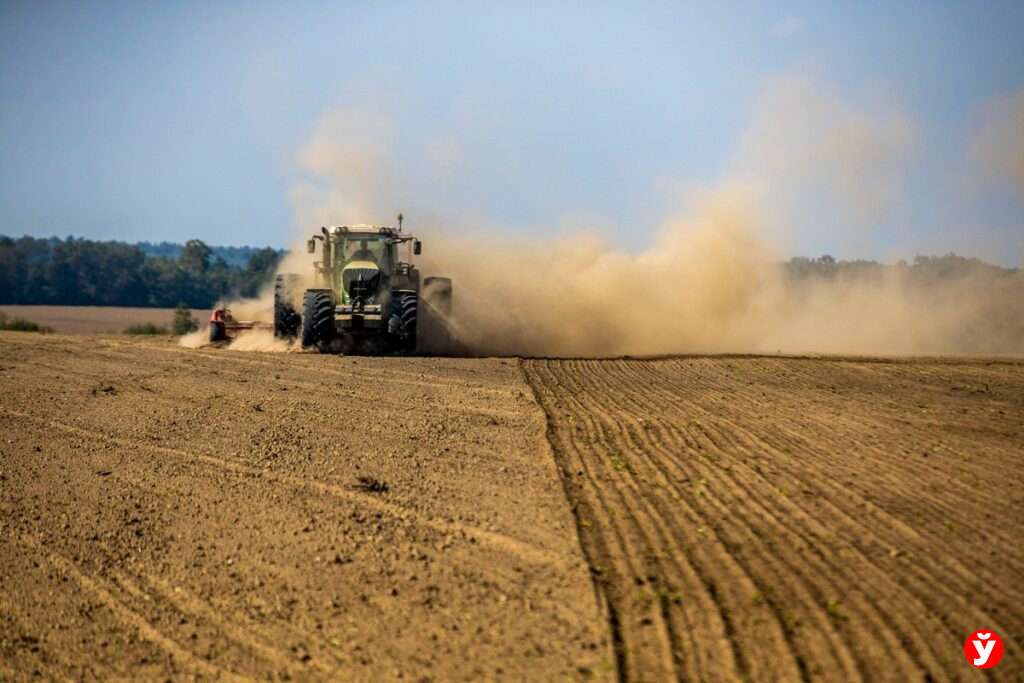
[3,232,1021,271]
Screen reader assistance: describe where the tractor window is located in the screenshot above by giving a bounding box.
[341,237,387,268]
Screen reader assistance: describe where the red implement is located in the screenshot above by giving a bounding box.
[209,308,271,342]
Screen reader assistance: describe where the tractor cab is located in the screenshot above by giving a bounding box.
[339,234,387,270]
[310,225,420,305]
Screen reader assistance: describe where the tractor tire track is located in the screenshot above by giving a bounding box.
[6,533,234,681]
[0,407,566,572]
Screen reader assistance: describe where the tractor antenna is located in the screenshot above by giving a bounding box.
[397,212,404,232]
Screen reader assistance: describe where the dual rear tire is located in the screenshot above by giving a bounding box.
[296,285,430,354]
[301,289,335,350]
[274,274,302,339]
[388,292,418,353]
[300,288,414,354]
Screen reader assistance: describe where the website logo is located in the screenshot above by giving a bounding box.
[964,630,1003,669]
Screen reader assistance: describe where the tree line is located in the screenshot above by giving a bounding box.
[2,234,1016,309]
[0,235,283,308]
[783,253,1018,281]
[133,241,272,268]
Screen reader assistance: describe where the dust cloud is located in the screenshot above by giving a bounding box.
[177,289,287,351]
[421,183,781,356]
[972,86,1024,198]
[738,76,917,223]
[190,77,1023,357]
[225,330,292,353]
[421,187,1024,357]
[178,327,208,349]
[177,236,315,351]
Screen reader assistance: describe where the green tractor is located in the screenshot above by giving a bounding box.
[274,216,452,354]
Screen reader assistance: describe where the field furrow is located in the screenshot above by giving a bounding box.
[523,356,1023,682]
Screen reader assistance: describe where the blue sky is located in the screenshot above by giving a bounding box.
[1,1,1022,263]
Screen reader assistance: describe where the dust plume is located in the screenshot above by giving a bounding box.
[176,288,304,352]
[971,86,1024,197]
[224,330,292,352]
[178,327,208,349]
[738,76,916,222]
[176,292,284,351]
[420,182,780,356]
[176,235,318,351]
[422,190,1023,357]
[204,75,1023,357]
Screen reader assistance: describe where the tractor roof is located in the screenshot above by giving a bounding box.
[327,224,400,236]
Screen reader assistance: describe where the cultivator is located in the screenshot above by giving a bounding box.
[207,308,271,342]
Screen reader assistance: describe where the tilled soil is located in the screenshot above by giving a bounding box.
[1,333,1021,682]
[523,356,1023,682]
[0,333,609,680]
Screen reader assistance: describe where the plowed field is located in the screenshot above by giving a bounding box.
[524,357,1023,682]
[0,333,608,680]
[1,331,1021,681]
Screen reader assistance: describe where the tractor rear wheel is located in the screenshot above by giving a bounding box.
[301,289,335,350]
[274,274,301,339]
[389,292,418,353]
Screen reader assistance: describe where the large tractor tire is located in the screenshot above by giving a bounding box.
[209,321,226,343]
[301,289,335,350]
[423,277,452,316]
[274,274,301,339]
[388,292,418,353]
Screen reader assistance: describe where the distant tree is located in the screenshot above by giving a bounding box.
[241,247,283,295]
[171,302,199,335]
[0,235,286,308]
[245,246,281,276]
[180,239,213,275]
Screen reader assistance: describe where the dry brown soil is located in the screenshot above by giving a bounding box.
[524,357,1023,682]
[1,331,1021,681]
[0,333,609,681]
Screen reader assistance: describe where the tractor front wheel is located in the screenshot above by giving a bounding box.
[301,289,335,350]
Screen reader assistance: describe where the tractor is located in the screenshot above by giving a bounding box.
[274,216,452,353]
